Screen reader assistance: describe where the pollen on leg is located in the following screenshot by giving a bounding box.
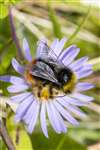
[40,85,50,100]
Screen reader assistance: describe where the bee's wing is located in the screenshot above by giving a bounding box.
[36,40,59,62]
[30,61,59,84]
[36,40,49,59]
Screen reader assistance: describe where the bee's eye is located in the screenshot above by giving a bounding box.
[63,74,68,83]
[57,68,72,85]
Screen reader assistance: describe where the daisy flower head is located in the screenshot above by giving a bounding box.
[0,37,94,138]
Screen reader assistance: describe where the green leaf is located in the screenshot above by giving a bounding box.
[0,42,16,74]
[65,6,91,47]
[7,116,33,150]
[0,138,6,150]
[88,57,100,71]
[10,0,22,4]
[30,129,86,150]
[49,7,63,39]
[62,0,80,4]
[0,4,8,19]
[0,0,22,19]
[15,130,33,150]
[68,128,100,144]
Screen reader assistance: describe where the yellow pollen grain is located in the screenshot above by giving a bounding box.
[40,85,50,100]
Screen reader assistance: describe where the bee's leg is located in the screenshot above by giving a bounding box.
[40,85,50,100]
[49,85,53,99]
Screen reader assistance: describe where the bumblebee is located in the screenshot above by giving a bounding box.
[25,42,77,100]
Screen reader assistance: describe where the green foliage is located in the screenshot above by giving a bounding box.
[93,58,100,71]
[65,6,91,47]
[0,42,16,74]
[30,129,86,150]
[0,0,22,19]
[68,128,100,145]
[7,116,33,150]
[62,0,80,4]
[0,4,8,19]
[48,6,63,39]
[0,139,6,150]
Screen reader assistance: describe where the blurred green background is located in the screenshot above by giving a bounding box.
[0,0,100,150]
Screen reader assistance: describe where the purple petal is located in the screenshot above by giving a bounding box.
[10,76,26,85]
[11,92,32,103]
[59,96,87,106]
[63,96,87,106]
[57,98,69,107]
[51,37,67,57]
[75,64,92,75]
[52,102,67,133]
[62,48,80,66]
[78,64,92,71]
[23,100,37,125]
[69,56,88,71]
[12,58,25,75]
[49,101,67,133]
[57,37,67,53]
[75,64,93,78]
[76,82,95,91]
[48,39,59,60]
[76,70,93,79]
[27,101,40,133]
[50,39,59,50]
[71,93,94,102]
[0,75,26,85]
[7,84,29,93]
[46,101,61,133]
[66,105,86,118]
[40,101,48,138]
[53,100,79,125]
[14,95,33,122]
[36,39,48,59]
[59,45,76,61]
[0,75,11,82]
[23,38,32,62]
[57,99,86,118]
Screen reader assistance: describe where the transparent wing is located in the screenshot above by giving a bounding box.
[30,61,59,84]
[36,40,49,59]
[36,40,59,62]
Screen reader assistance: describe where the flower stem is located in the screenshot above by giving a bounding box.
[0,120,16,150]
[9,7,24,60]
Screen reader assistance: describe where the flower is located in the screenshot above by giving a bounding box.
[0,37,94,137]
